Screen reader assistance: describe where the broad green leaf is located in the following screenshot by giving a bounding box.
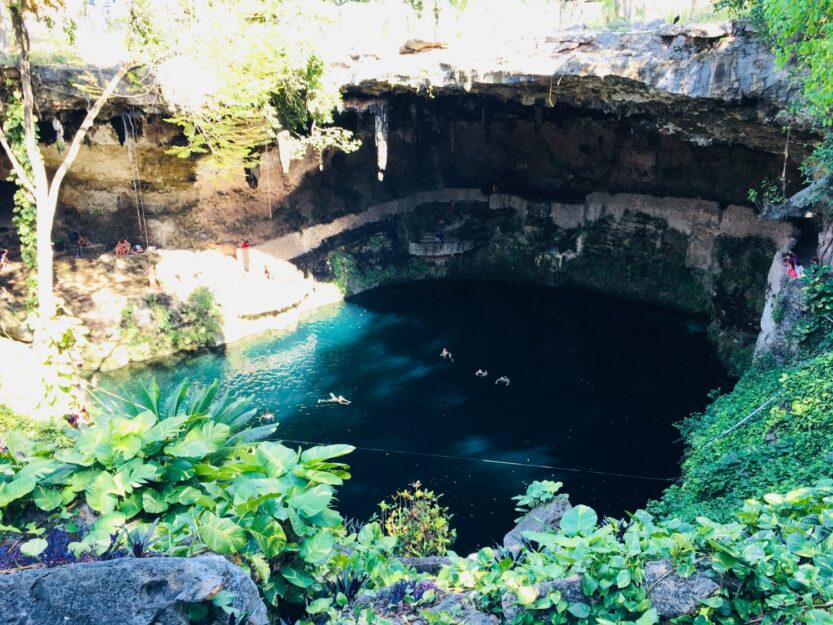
[281,566,314,588]
[699,597,724,609]
[164,440,210,458]
[295,468,343,485]
[806,610,833,625]
[307,598,333,615]
[110,435,142,461]
[20,538,48,557]
[93,512,127,534]
[300,530,335,563]
[142,488,170,514]
[143,416,189,444]
[256,443,298,477]
[635,608,658,625]
[516,585,538,606]
[616,569,631,588]
[560,505,598,536]
[0,475,36,507]
[568,603,590,618]
[32,485,63,511]
[300,444,354,463]
[198,512,246,555]
[289,485,333,518]
[85,471,118,514]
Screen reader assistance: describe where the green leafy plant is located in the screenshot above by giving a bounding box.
[651,350,833,522]
[798,263,833,353]
[120,288,223,356]
[0,379,354,612]
[440,482,833,625]
[1,88,37,270]
[377,481,456,558]
[747,178,786,214]
[512,480,564,515]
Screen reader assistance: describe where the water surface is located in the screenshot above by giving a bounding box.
[104,281,729,552]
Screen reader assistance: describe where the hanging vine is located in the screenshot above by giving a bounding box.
[1,89,38,272]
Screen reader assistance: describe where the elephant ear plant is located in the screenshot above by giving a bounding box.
[0,380,354,611]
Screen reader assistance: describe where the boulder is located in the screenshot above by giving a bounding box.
[503,496,572,551]
[644,559,720,618]
[354,584,495,625]
[0,555,268,625]
[396,556,453,575]
[501,575,585,622]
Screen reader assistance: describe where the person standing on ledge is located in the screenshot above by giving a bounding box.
[239,239,251,272]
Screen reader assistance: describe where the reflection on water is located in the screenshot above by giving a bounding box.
[103,281,729,552]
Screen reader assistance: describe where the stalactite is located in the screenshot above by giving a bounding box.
[277,129,292,175]
[449,120,455,153]
[410,101,418,144]
[373,99,389,182]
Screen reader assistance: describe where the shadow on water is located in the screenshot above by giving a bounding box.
[103,280,730,552]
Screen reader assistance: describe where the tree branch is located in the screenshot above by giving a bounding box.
[0,127,36,196]
[47,63,135,206]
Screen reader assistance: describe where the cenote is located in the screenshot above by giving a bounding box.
[103,281,730,552]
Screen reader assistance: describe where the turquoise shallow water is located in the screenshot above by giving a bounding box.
[102,281,729,552]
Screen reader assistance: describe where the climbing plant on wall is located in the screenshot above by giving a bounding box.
[1,91,37,270]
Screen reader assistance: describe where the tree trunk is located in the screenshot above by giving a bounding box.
[9,4,55,322]
[7,4,132,330]
[820,215,833,267]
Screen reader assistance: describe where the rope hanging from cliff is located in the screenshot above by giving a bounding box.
[264,130,273,220]
[81,381,677,483]
[122,111,150,248]
[700,388,785,450]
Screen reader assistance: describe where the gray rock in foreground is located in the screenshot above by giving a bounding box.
[396,555,453,575]
[354,585,496,625]
[644,559,720,618]
[0,554,268,625]
[501,559,719,622]
[501,575,585,622]
[503,496,572,551]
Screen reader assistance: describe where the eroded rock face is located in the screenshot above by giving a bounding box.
[503,496,572,552]
[501,576,585,622]
[644,559,720,618]
[0,555,268,625]
[353,583,496,625]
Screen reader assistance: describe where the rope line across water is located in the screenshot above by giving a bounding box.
[84,382,678,483]
[277,438,678,482]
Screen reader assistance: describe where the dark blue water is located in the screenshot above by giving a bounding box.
[103,281,728,552]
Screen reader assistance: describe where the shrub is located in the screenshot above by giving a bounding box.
[512,480,563,515]
[377,481,456,557]
[440,482,833,625]
[120,287,223,356]
[0,379,353,612]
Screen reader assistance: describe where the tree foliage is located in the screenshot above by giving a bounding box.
[718,0,833,179]
[130,0,359,171]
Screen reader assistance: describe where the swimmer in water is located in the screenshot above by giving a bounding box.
[440,347,454,362]
[318,393,352,405]
[495,376,510,386]
[475,369,488,377]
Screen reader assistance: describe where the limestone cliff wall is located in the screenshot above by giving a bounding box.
[0,22,815,371]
